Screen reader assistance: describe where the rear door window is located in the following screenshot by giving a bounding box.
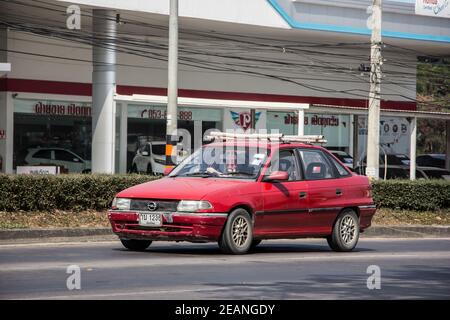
[298,149,335,180]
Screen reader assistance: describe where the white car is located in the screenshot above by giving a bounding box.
[131,141,166,175]
[24,148,91,173]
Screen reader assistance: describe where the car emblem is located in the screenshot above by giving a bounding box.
[147,202,158,211]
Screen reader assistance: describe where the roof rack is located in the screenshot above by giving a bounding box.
[206,132,327,144]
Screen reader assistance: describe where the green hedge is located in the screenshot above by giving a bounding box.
[0,174,158,212]
[0,175,449,212]
[372,180,450,211]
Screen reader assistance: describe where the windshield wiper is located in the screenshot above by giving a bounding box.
[221,171,255,177]
[183,171,218,178]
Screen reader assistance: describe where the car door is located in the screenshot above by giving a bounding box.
[257,148,309,236]
[297,148,349,235]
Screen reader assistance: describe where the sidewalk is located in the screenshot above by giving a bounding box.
[0,225,449,244]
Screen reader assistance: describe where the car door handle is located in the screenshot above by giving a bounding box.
[336,189,343,196]
[299,191,307,199]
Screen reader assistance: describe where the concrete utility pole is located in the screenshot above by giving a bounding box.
[165,0,179,168]
[92,10,117,174]
[366,0,383,180]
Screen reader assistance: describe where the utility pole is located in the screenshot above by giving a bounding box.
[366,0,383,180]
[165,0,179,168]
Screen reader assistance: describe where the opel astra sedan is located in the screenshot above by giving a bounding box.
[108,135,376,254]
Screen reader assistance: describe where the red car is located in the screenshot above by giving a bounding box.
[108,133,376,254]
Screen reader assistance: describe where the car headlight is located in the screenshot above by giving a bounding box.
[177,200,213,212]
[112,197,131,210]
[154,158,166,165]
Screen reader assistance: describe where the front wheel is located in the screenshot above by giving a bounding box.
[120,239,152,251]
[219,209,253,255]
[327,209,360,252]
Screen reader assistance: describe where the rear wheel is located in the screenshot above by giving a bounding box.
[327,209,359,252]
[219,209,253,254]
[120,239,152,251]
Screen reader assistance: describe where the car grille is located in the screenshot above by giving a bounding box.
[130,199,179,212]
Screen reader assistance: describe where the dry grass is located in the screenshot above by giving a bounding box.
[373,208,450,226]
[0,210,110,229]
[0,208,449,229]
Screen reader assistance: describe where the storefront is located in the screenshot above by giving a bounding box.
[11,95,420,174]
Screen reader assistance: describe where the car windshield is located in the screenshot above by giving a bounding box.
[169,145,269,179]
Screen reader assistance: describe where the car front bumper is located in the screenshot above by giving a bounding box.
[108,210,228,242]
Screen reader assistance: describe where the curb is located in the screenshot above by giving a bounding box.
[362,225,450,238]
[0,227,113,240]
[0,225,449,241]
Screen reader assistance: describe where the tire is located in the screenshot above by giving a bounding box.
[327,209,360,252]
[120,239,152,251]
[219,208,253,255]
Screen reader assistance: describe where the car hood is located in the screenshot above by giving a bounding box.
[116,177,252,200]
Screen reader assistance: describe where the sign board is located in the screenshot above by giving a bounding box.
[415,0,450,18]
[15,99,91,117]
[266,112,350,147]
[127,104,221,122]
[16,166,60,175]
[358,116,411,163]
[223,108,267,132]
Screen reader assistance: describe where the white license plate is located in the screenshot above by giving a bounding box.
[139,213,162,227]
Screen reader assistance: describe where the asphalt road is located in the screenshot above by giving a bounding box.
[1,238,449,300]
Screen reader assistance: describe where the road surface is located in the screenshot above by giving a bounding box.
[1,238,449,299]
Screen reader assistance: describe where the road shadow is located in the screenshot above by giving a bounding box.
[113,241,374,255]
[200,264,450,299]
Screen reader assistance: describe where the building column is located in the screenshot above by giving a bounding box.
[0,27,13,174]
[297,109,305,136]
[409,117,417,180]
[352,115,359,165]
[446,120,450,171]
[119,103,128,174]
[92,9,117,174]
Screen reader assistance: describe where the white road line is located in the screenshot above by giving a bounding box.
[1,251,450,272]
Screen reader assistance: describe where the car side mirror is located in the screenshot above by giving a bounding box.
[141,151,149,156]
[163,167,173,176]
[263,171,289,182]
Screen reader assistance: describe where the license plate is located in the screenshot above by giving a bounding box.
[139,213,162,227]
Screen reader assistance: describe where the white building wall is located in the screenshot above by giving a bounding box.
[7,31,417,102]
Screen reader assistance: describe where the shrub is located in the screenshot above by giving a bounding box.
[372,180,450,211]
[0,175,449,212]
[0,174,159,212]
